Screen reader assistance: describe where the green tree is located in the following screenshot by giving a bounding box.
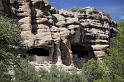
[14,59,41,82]
[103,20,124,82]
[38,65,84,82]
[80,20,124,82]
[81,59,104,82]
[0,16,24,82]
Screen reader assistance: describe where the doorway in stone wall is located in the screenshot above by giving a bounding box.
[26,48,50,63]
[71,44,95,69]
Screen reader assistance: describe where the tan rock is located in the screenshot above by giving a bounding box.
[94,51,105,58]
[66,17,79,24]
[50,26,61,43]
[91,45,109,51]
[20,24,31,31]
[35,9,44,17]
[1,1,117,68]
[56,21,66,26]
[21,31,33,40]
[53,14,66,21]
[37,24,49,29]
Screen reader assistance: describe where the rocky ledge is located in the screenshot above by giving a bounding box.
[0,0,117,68]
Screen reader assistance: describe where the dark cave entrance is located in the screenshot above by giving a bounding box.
[26,48,49,61]
[27,48,49,56]
[71,44,95,68]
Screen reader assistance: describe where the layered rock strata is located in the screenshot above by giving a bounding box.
[76,7,117,60]
[0,0,117,68]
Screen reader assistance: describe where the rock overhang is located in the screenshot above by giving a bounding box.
[0,0,117,68]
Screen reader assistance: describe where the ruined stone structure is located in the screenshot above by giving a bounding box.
[0,0,117,68]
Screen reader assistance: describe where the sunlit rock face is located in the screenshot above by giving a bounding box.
[0,0,117,68]
[76,7,117,61]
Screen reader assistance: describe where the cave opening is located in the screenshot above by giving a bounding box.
[26,48,50,62]
[26,48,49,56]
[71,44,95,68]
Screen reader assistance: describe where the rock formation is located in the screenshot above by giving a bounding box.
[76,7,117,61]
[0,0,117,68]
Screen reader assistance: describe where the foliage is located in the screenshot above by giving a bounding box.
[13,64,84,82]
[70,8,86,13]
[81,59,115,82]
[13,59,41,82]
[81,20,124,82]
[0,17,22,47]
[1,16,124,82]
[103,20,124,82]
[0,16,24,82]
[38,65,84,82]
[81,59,103,82]
[0,16,25,61]
[0,16,85,82]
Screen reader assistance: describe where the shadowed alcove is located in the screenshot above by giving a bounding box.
[71,44,95,68]
[26,48,49,62]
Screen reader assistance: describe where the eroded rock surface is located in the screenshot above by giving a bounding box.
[77,7,117,60]
[0,0,117,68]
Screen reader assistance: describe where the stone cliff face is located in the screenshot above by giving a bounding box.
[0,0,117,68]
[75,7,117,60]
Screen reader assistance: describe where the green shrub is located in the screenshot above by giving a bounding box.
[0,16,24,82]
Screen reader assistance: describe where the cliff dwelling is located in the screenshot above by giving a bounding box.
[0,0,117,69]
[26,47,50,63]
